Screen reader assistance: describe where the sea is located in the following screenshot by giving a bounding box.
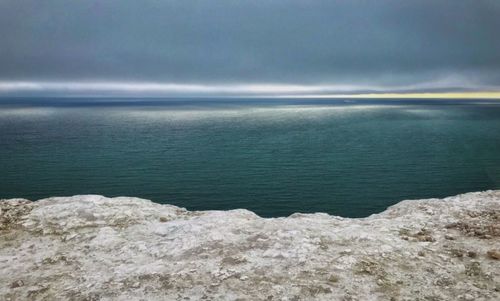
[1,98,499,217]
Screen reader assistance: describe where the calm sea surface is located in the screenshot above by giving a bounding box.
[1,98,499,217]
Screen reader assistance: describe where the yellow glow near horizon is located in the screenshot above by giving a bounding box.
[0,81,499,99]
[293,91,500,99]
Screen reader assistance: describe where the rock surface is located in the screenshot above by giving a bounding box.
[1,191,499,301]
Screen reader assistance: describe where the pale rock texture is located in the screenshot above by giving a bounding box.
[1,191,499,300]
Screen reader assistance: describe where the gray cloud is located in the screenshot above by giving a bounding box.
[0,0,499,95]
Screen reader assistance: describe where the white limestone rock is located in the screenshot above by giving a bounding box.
[1,191,499,300]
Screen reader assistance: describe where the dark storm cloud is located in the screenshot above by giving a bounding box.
[0,0,499,95]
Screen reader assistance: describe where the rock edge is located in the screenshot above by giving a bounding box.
[1,191,499,300]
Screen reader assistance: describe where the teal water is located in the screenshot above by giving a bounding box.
[1,98,499,217]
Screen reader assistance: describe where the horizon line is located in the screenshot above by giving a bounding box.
[280,91,500,99]
[0,81,499,99]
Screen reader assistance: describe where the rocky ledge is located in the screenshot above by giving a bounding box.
[1,191,499,301]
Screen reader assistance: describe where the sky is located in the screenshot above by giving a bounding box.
[1,0,500,98]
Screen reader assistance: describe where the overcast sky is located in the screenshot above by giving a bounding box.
[1,0,499,96]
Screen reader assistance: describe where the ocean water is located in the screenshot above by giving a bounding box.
[1,98,499,217]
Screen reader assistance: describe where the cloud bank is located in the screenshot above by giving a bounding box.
[0,0,499,97]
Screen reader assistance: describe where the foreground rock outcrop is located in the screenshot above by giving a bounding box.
[1,191,499,301]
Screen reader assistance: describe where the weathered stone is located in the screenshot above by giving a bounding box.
[487,249,500,260]
[0,191,499,300]
[9,280,24,288]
